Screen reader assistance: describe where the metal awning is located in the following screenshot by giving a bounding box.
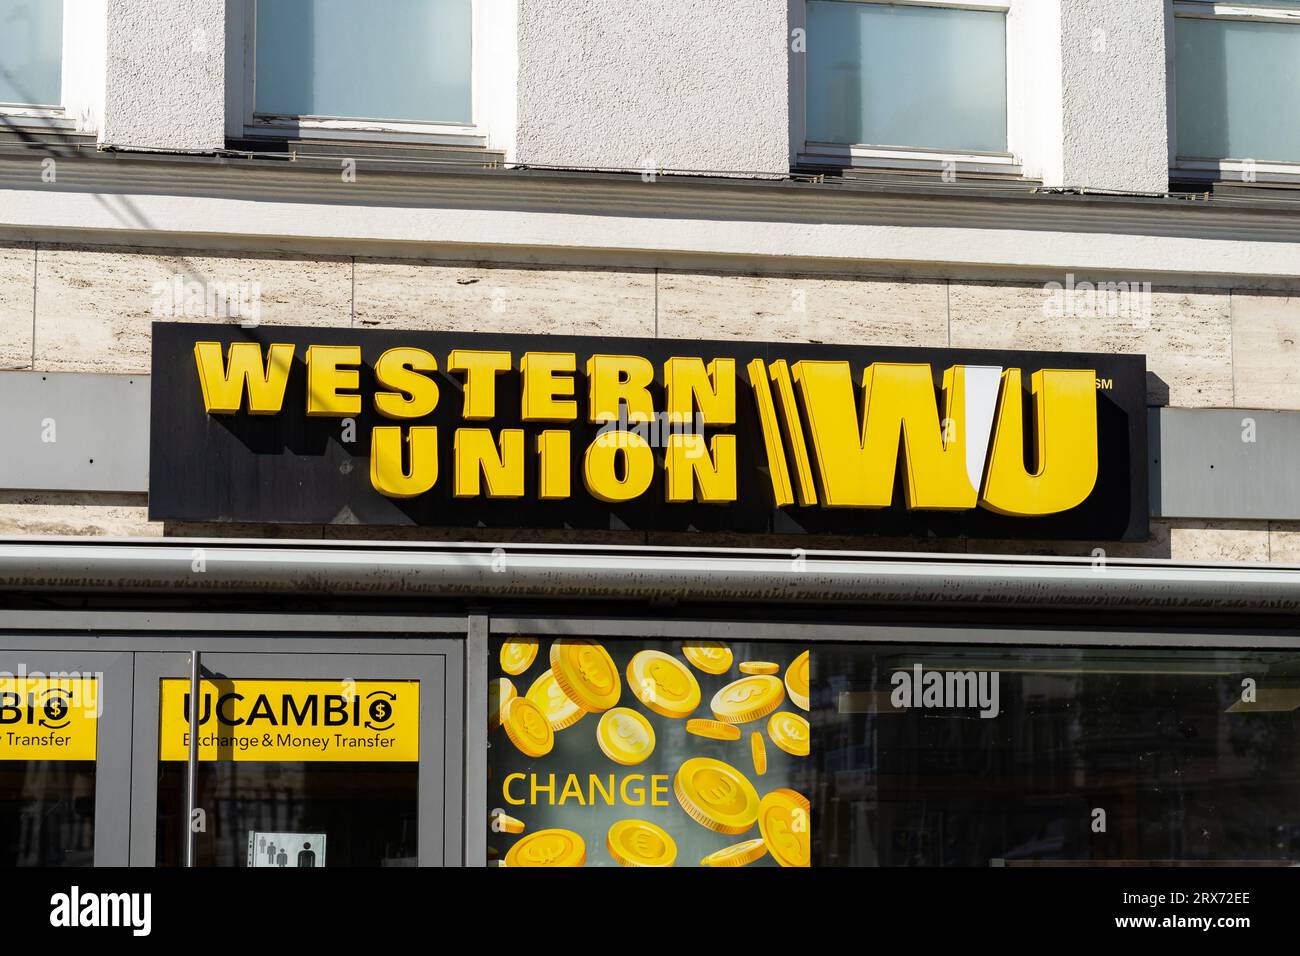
[0,538,1298,614]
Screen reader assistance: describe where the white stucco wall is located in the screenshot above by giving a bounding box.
[101,0,225,151]
[516,0,789,176]
[1059,0,1169,192]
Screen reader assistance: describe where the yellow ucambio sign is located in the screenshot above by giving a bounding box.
[0,676,98,761]
[159,679,418,762]
[191,339,1100,516]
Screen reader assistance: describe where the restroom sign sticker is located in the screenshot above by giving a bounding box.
[159,678,418,762]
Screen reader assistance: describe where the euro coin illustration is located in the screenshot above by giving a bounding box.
[606,819,677,867]
[768,711,810,757]
[710,674,785,724]
[550,639,621,712]
[739,661,780,675]
[757,789,811,868]
[686,718,741,741]
[596,707,656,766]
[700,838,769,868]
[488,677,516,731]
[682,640,733,675]
[674,756,760,834]
[504,829,586,867]
[785,650,811,711]
[526,668,586,731]
[500,639,539,676]
[751,731,767,775]
[628,650,701,719]
[502,695,554,758]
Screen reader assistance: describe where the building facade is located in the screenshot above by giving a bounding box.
[1,0,1300,868]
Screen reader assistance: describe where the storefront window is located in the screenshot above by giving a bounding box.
[490,638,1300,866]
[156,677,420,867]
[488,637,812,867]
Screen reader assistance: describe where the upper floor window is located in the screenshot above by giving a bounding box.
[798,0,1010,172]
[0,0,63,109]
[243,0,474,138]
[1172,1,1300,175]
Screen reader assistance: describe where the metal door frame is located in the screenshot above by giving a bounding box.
[129,640,461,867]
[0,647,134,866]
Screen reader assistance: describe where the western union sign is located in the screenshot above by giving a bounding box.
[159,679,418,762]
[149,324,1148,540]
[0,675,98,761]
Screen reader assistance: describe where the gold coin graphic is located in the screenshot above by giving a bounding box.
[700,838,769,868]
[525,668,586,731]
[501,695,554,758]
[674,757,760,834]
[504,829,586,867]
[627,650,701,719]
[739,661,780,676]
[492,811,525,835]
[757,789,811,868]
[785,650,811,711]
[768,711,810,757]
[686,718,741,741]
[488,677,516,731]
[682,640,733,675]
[751,731,767,775]
[500,639,539,676]
[596,707,656,766]
[710,674,785,724]
[606,819,677,867]
[550,639,621,712]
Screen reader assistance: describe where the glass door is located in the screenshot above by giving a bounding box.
[130,651,447,867]
[0,650,133,866]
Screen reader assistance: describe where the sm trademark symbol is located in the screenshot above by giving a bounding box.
[1096,378,1113,390]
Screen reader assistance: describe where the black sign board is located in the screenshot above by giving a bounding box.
[149,322,1148,541]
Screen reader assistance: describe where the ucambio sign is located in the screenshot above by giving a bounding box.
[149,323,1148,540]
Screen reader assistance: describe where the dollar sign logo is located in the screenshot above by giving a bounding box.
[369,699,391,722]
[648,661,687,699]
[724,682,764,704]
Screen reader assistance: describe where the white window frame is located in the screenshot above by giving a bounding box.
[0,0,104,135]
[791,0,1021,178]
[227,0,488,147]
[1169,0,1300,183]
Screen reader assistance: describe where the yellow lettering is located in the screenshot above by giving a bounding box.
[664,434,737,503]
[503,772,526,806]
[980,368,1098,515]
[589,774,615,805]
[521,352,577,421]
[558,773,586,805]
[193,341,294,415]
[447,350,511,420]
[453,428,525,498]
[369,426,438,498]
[620,773,647,806]
[664,357,735,425]
[374,348,438,419]
[305,344,362,417]
[587,354,654,423]
[530,773,556,806]
[651,774,670,807]
[537,430,571,500]
[794,361,973,509]
[583,432,654,502]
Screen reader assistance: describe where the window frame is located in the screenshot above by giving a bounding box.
[0,0,103,135]
[1169,0,1300,183]
[228,0,487,148]
[791,0,1020,178]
